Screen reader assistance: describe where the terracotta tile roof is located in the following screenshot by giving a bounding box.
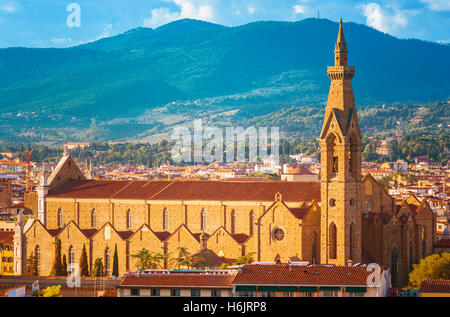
[47,228,63,237]
[119,273,234,288]
[0,231,14,244]
[117,231,134,240]
[419,279,450,293]
[47,180,320,202]
[99,288,118,297]
[283,166,314,175]
[153,231,171,241]
[289,207,310,219]
[80,229,97,239]
[231,233,249,244]
[233,264,379,286]
[435,239,450,248]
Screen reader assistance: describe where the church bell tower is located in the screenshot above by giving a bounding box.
[320,19,362,265]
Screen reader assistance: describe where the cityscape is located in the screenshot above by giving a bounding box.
[0,0,449,305]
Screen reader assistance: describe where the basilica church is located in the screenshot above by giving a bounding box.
[14,20,435,288]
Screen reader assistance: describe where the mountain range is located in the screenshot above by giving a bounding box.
[0,18,448,144]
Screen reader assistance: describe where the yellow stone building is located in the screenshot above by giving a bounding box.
[14,20,435,288]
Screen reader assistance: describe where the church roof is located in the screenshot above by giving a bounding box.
[47,179,321,202]
[289,207,311,219]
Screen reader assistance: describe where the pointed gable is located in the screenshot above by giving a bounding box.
[57,220,92,240]
[91,222,129,242]
[207,226,246,260]
[48,154,85,189]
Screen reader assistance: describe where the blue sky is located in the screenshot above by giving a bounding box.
[0,0,448,48]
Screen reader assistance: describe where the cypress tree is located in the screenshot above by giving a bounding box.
[79,244,89,277]
[50,238,64,276]
[62,254,68,276]
[112,244,119,277]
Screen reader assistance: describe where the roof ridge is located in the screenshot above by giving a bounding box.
[109,181,134,199]
[147,181,176,200]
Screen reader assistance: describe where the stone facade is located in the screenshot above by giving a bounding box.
[16,21,435,288]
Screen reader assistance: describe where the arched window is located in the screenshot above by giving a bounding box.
[35,245,40,276]
[249,210,255,235]
[231,210,236,234]
[391,248,399,287]
[127,210,132,229]
[163,208,169,231]
[409,241,414,271]
[329,222,337,259]
[421,228,426,258]
[349,222,356,260]
[326,134,339,178]
[312,231,318,264]
[91,209,97,228]
[201,209,207,232]
[68,246,75,268]
[57,208,63,228]
[348,135,357,177]
[105,247,111,276]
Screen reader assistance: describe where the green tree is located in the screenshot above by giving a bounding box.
[92,258,104,277]
[173,247,192,269]
[233,252,255,266]
[62,254,68,276]
[50,238,64,276]
[24,253,38,276]
[79,244,89,277]
[131,249,167,270]
[112,244,119,277]
[407,252,450,289]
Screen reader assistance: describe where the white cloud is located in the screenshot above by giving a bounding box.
[361,3,408,33]
[420,0,450,11]
[143,0,215,29]
[0,4,16,13]
[293,4,305,14]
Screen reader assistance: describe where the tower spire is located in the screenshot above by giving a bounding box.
[335,19,348,66]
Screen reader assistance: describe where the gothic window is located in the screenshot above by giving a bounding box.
[35,245,40,275]
[249,210,255,235]
[348,136,355,177]
[163,208,169,231]
[333,156,339,174]
[349,222,356,261]
[231,210,236,234]
[57,209,63,228]
[329,222,337,259]
[105,247,111,276]
[312,231,318,264]
[91,209,97,228]
[127,210,132,229]
[409,241,414,271]
[421,228,426,258]
[327,134,339,178]
[391,248,399,287]
[69,246,75,265]
[201,209,207,232]
[365,199,374,212]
